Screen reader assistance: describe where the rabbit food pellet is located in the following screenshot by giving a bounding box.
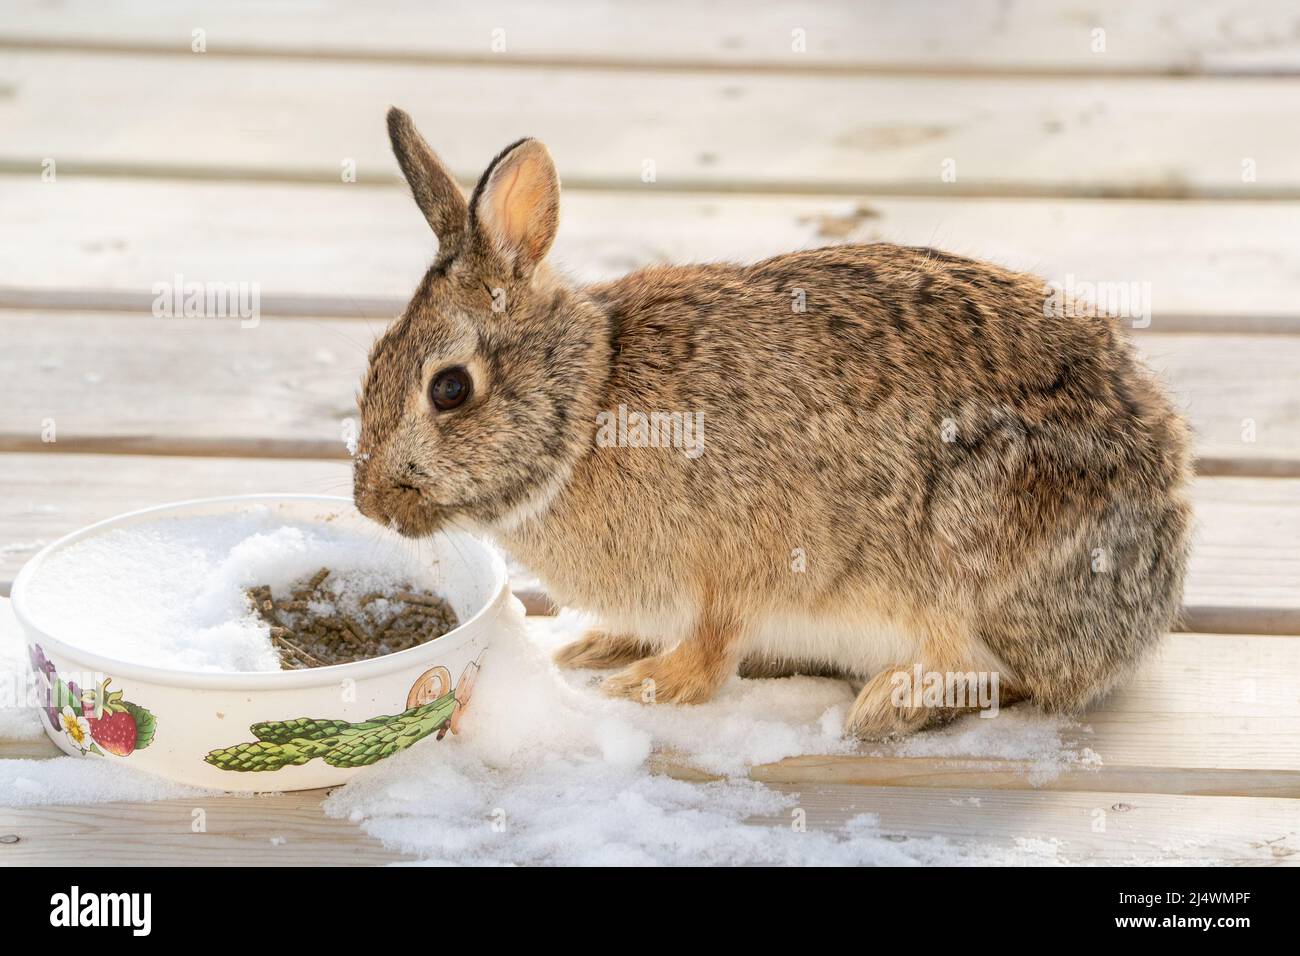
[246,567,459,669]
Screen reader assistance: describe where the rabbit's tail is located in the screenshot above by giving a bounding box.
[976,492,1191,713]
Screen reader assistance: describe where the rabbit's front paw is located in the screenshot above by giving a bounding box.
[553,630,653,670]
[601,649,721,706]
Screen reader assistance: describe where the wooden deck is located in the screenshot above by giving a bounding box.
[1,1,1298,865]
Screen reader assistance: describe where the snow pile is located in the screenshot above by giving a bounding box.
[321,613,1074,865]
[20,508,439,672]
[0,757,208,808]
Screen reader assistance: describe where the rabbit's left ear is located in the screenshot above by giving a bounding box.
[469,138,560,277]
[387,107,468,242]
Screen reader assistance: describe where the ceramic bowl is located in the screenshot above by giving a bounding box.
[9,494,523,792]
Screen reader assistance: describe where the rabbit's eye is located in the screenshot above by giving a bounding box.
[429,366,473,411]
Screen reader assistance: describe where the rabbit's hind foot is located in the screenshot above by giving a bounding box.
[553,630,655,670]
[845,663,1021,741]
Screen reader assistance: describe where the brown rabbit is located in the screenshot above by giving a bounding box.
[354,107,1193,739]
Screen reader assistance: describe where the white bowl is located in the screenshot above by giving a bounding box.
[9,494,523,792]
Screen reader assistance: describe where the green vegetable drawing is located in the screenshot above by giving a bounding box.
[205,692,458,771]
[204,657,482,773]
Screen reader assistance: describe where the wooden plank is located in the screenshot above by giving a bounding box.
[0,783,1292,864]
[2,0,1297,76]
[1182,478,1300,634]
[0,789,412,865]
[0,739,59,760]
[1139,336,1300,472]
[2,312,1297,475]
[0,313,371,453]
[6,632,1299,787]
[1,454,1297,631]
[754,786,1300,863]
[9,704,1297,793]
[3,52,1300,197]
[3,177,1300,330]
[0,455,350,588]
[1061,631,1300,772]
[737,758,1300,799]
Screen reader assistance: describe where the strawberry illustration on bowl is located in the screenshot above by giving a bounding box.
[76,677,157,758]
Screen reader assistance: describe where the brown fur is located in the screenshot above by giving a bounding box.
[356,109,1193,739]
[553,630,655,670]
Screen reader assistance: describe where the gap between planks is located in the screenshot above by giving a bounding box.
[6,36,1300,80]
[660,755,1300,799]
[4,436,1297,480]
[4,160,1297,201]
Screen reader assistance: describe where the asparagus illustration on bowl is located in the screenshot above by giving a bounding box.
[204,659,481,772]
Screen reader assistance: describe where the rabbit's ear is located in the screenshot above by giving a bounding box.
[469,138,559,277]
[387,107,468,240]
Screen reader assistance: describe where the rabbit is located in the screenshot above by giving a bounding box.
[353,107,1193,739]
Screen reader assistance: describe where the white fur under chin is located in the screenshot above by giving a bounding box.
[479,459,576,536]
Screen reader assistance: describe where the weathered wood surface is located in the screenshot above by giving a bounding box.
[0,788,410,866]
[751,788,1300,864]
[4,178,1300,330]
[4,53,1300,198]
[1181,479,1300,634]
[1,0,1296,867]
[0,784,1293,866]
[1,313,370,454]
[3,0,1297,76]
